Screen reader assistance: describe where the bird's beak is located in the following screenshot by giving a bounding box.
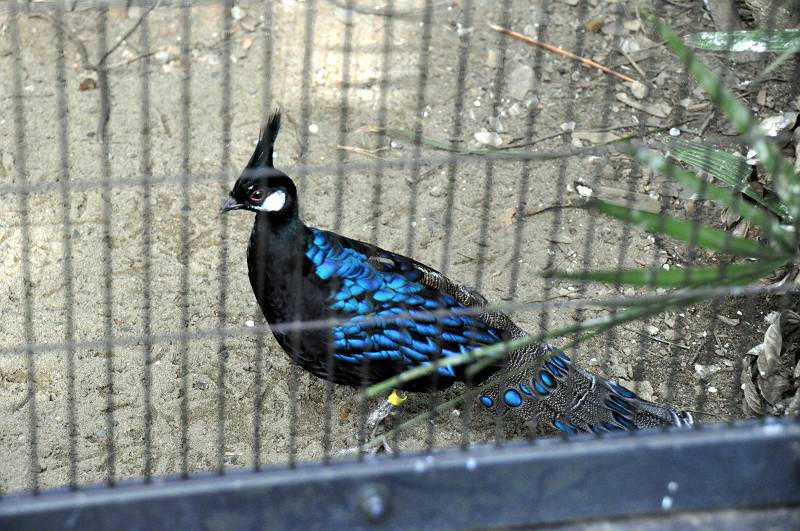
[220,195,243,213]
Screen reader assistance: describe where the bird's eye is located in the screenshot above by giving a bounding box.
[249,189,265,202]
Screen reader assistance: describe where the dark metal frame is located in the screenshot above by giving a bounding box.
[2,418,799,530]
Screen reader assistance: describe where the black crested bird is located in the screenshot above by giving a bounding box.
[222,112,693,438]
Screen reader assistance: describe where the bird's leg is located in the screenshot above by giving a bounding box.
[338,389,407,456]
[365,389,407,437]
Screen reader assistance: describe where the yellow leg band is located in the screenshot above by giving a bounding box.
[388,389,407,406]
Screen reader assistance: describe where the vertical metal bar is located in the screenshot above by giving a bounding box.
[296,0,317,175]
[8,0,40,495]
[289,0,318,468]
[389,0,434,457]
[96,1,117,487]
[323,0,354,463]
[253,0,275,473]
[360,0,395,459]
[178,0,193,479]
[139,4,155,483]
[53,0,78,490]
[537,0,587,440]
[505,0,548,441]
[404,0,434,258]
[477,0,512,447]
[216,0,234,476]
[435,0,474,450]
[570,1,626,434]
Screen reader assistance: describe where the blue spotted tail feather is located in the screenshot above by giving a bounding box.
[477,345,693,433]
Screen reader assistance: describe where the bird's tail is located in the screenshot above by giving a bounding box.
[475,343,693,433]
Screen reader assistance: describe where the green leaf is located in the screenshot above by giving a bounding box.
[632,145,796,251]
[685,29,800,53]
[587,198,784,259]
[662,138,790,218]
[664,138,750,188]
[655,19,800,221]
[550,258,787,289]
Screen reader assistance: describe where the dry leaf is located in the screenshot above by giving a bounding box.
[79,78,98,91]
[741,311,800,416]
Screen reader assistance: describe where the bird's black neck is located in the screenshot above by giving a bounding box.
[247,212,310,324]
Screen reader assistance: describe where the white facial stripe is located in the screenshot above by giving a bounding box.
[255,189,286,212]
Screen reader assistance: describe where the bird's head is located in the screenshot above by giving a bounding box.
[221,111,297,218]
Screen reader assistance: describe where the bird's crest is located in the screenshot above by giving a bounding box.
[246,111,281,170]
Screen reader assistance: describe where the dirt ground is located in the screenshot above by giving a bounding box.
[0,0,796,494]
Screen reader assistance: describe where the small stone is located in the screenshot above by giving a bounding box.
[560,121,576,132]
[456,24,473,37]
[486,49,499,68]
[474,131,502,147]
[669,127,681,136]
[507,64,534,101]
[1,151,13,173]
[646,324,659,335]
[245,320,255,327]
[621,38,641,54]
[507,102,522,117]
[623,19,641,32]
[694,363,720,380]
[760,111,798,137]
[429,186,443,198]
[756,87,766,106]
[627,80,648,99]
[308,123,319,134]
[231,5,246,21]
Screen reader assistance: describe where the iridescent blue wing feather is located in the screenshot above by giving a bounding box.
[304,228,503,383]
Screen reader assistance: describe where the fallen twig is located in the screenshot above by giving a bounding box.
[96,1,160,68]
[520,203,578,218]
[623,325,690,350]
[489,22,637,84]
[336,144,389,159]
[620,48,647,80]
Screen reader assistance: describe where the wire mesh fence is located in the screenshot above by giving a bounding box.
[1,0,799,527]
